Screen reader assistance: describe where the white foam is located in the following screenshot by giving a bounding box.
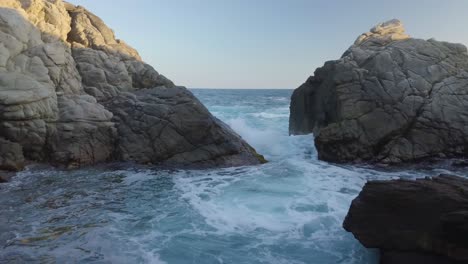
[172,113,442,263]
[5,90,451,263]
[227,118,286,155]
[251,112,289,119]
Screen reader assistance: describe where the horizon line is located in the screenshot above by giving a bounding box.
[189,87,294,90]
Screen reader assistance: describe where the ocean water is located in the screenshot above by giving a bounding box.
[0,89,466,264]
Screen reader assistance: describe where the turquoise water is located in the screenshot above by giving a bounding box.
[0,89,464,263]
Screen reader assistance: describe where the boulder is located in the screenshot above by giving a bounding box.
[343,174,468,263]
[289,19,468,164]
[0,0,265,170]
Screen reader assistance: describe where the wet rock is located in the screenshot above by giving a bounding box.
[343,174,468,263]
[0,171,15,183]
[452,160,468,167]
[290,19,468,164]
[0,138,24,171]
[380,251,466,264]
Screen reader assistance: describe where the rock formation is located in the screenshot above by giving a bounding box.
[343,174,468,264]
[0,0,265,171]
[354,19,410,46]
[290,19,468,164]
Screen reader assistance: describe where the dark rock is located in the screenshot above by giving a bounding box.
[343,174,468,263]
[0,171,15,183]
[381,251,466,264]
[0,138,24,171]
[289,19,468,164]
[105,87,266,167]
[452,160,468,167]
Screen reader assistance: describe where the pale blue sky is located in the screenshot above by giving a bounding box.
[68,0,468,88]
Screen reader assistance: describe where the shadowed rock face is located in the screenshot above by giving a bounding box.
[0,138,24,171]
[290,19,468,164]
[343,175,468,264]
[0,0,265,170]
[104,87,266,168]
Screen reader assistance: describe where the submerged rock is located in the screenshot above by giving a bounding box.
[0,0,265,170]
[343,174,468,263]
[290,19,468,164]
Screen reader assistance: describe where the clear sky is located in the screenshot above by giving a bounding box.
[68,0,468,89]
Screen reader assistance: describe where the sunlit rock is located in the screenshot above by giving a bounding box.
[354,19,410,45]
[0,0,265,169]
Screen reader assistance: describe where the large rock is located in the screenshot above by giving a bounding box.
[289,19,468,164]
[66,3,175,100]
[343,174,468,264]
[0,0,265,170]
[105,87,264,167]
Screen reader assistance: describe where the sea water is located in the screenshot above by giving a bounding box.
[0,89,466,264]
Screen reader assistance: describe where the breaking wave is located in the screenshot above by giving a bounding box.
[0,89,461,264]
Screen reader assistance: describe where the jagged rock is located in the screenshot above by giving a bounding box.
[66,4,141,60]
[289,19,468,164]
[65,4,174,95]
[343,174,468,264]
[105,87,264,167]
[0,0,265,170]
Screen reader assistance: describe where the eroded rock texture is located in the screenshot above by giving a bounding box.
[105,87,265,167]
[290,19,468,164]
[343,174,468,264]
[0,0,264,170]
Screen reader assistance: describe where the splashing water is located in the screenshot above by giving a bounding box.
[0,89,465,263]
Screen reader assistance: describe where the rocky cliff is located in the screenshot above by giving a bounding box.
[290,19,468,164]
[0,0,265,171]
[343,174,468,264]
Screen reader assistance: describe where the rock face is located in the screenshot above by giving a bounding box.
[0,138,24,171]
[0,0,264,170]
[105,87,265,167]
[343,174,468,264]
[289,19,468,164]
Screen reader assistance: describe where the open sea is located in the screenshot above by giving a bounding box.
[0,89,466,264]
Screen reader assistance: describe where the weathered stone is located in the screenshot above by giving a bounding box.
[0,0,265,170]
[290,19,468,164]
[343,174,468,263]
[105,87,265,167]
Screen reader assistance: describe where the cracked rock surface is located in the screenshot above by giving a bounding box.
[343,174,468,263]
[0,0,264,170]
[289,19,468,164]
